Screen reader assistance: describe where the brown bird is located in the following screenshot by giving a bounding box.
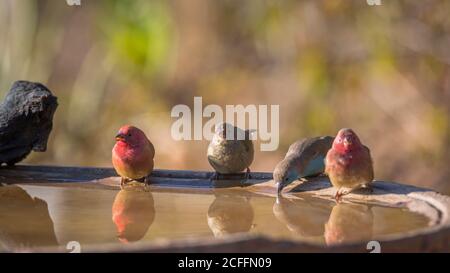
[207,123,254,179]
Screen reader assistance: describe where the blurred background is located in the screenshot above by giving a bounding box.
[0,0,449,193]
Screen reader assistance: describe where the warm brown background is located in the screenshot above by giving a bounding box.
[0,0,449,193]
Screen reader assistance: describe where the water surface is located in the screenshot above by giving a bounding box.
[0,182,430,251]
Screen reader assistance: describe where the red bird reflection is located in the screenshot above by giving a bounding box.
[112,183,155,243]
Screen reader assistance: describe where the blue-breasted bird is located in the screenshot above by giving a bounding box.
[207,123,254,179]
[274,136,334,194]
[325,128,374,201]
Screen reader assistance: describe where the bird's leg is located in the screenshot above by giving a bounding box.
[210,172,219,181]
[245,167,251,180]
[276,184,283,196]
[143,176,150,190]
[334,188,342,202]
[120,177,126,189]
[334,188,349,202]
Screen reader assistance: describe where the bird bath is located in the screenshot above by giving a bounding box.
[0,165,449,252]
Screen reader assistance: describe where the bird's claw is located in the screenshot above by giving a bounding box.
[276,182,284,196]
[120,177,126,190]
[143,176,150,191]
[334,188,346,203]
[245,167,251,180]
[210,172,219,181]
[334,192,341,203]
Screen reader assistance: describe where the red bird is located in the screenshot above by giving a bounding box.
[112,125,155,188]
[325,128,374,201]
[112,185,155,243]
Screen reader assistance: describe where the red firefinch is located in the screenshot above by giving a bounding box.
[112,125,155,188]
[325,128,374,201]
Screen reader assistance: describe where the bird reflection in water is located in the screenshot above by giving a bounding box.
[207,191,254,237]
[112,182,155,243]
[324,202,374,245]
[273,195,331,238]
[0,185,58,250]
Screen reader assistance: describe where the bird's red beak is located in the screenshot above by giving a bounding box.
[115,133,125,142]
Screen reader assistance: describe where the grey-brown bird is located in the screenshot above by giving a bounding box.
[207,123,254,180]
[274,136,334,194]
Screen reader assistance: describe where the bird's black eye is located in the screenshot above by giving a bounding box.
[128,133,132,137]
[285,177,289,181]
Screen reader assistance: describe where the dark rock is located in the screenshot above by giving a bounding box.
[0,81,58,166]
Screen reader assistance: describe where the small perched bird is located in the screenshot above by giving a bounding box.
[112,125,155,188]
[207,123,254,179]
[325,128,374,201]
[274,136,334,194]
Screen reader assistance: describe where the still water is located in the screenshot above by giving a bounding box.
[0,182,430,251]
